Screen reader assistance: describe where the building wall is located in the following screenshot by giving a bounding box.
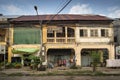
[7,20,115,67]
[8,24,41,62]
[76,27,113,43]
[75,44,114,66]
[44,23,115,66]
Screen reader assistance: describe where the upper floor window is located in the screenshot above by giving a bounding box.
[79,29,87,37]
[101,29,109,37]
[47,30,54,37]
[90,29,98,37]
[67,28,75,37]
[14,27,40,44]
[56,27,65,37]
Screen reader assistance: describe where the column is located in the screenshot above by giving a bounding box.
[65,26,68,43]
[75,46,81,66]
[108,44,115,59]
[8,47,12,62]
[54,31,56,43]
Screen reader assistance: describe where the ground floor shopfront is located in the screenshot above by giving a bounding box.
[7,44,115,67]
[8,45,40,66]
[46,44,115,67]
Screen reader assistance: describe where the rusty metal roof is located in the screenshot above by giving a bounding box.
[11,14,113,22]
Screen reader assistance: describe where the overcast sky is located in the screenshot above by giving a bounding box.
[0,0,120,18]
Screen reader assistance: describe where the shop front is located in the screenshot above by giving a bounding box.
[47,49,75,68]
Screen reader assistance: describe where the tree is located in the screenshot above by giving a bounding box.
[91,51,100,72]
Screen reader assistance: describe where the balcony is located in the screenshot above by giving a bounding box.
[47,37,75,43]
[47,26,75,43]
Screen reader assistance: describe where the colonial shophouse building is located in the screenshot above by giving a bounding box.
[9,14,115,67]
[0,14,19,63]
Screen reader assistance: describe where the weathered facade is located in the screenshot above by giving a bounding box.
[0,15,19,63]
[9,14,115,67]
[113,18,120,59]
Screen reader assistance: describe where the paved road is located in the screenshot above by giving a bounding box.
[0,76,120,80]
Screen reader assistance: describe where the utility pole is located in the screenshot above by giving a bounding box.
[34,6,43,59]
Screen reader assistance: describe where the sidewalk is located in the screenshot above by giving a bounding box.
[0,67,120,76]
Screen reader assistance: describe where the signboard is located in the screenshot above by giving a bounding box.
[47,26,63,33]
[0,45,6,54]
[106,59,120,67]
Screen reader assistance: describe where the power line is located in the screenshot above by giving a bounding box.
[54,0,66,13]
[46,0,72,25]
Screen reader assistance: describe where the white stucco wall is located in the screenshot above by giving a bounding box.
[75,27,113,43]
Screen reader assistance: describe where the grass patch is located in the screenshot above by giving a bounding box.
[8,73,24,76]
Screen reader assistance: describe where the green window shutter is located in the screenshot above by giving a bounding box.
[14,27,40,44]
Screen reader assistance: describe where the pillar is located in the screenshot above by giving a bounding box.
[75,46,81,66]
[42,25,47,43]
[108,44,115,59]
[65,26,68,43]
[54,31,56,43]
[8,47,12,62]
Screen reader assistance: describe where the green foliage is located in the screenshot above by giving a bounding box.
[5,62,13,69]
[5,62,22,69]
[90,51,100,72]
[91,51,100,64]
[12,62,22,68]
[28,55,41,70]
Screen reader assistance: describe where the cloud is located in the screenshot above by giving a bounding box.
[0,4,32,15]
[108,7,120,18]
[69,4,92,14]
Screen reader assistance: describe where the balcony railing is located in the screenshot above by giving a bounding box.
[47,37,75,43]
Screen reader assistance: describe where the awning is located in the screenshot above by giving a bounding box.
[12,48,39,54]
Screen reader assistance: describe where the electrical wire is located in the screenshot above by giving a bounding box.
[46,0,72,25]
[54,0,66,14]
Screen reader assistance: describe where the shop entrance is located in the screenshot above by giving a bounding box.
[47,49,75,67]
[81,49,109,67]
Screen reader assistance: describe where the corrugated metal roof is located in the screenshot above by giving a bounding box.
[11,14,113,22]
[0,15,20,19]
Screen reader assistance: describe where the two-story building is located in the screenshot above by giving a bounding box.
[0,14,19,63]
[113,18,120,59]
[10,14,115,67]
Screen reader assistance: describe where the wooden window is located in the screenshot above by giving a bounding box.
[79,29,87,37]
[101,29,109,37]
[90,29,98,37]
[67,28,75,37]
[47,30,54,37]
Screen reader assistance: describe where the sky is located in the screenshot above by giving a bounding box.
[0,0,120,18]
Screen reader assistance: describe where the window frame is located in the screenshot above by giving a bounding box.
[90,29,98,37]
[79,29,88,37]
[101,29,109,37]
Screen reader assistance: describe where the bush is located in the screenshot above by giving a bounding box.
[5,62,13,69]
[12,63,22,69]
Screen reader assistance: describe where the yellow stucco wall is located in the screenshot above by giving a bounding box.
[8,47,12,62]
[42,25,47,43]
[7,23,115,66]
[7,25,14,62]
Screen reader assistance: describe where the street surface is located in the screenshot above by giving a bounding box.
[0,76,120,80]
